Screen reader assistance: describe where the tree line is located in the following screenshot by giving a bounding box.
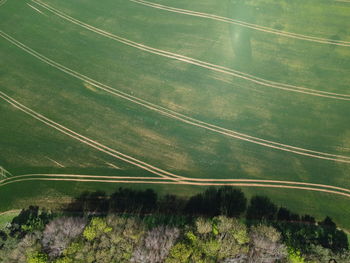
[63,186,349,254]
[0,186,349,262]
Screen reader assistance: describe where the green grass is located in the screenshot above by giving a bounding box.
[0,210,20,230]
[0,180,349,228]
[1,0,350,228]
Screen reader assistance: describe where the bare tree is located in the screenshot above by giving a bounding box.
[42,217,87,258]
[131,226,180,263]
[247,225,287,263]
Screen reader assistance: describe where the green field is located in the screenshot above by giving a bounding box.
[1,0,350,228]
[0,210,19,229]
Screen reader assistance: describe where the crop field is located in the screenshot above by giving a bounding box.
[1,0,350,227]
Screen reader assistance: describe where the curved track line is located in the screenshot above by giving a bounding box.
[1,174,350,195]
[0,0,7,7]
[3,91,350,190]
[0,209,20,216]
[1,177,350,199]
[130,0,350,47]
[0,91,183,181]
[0,174,170,184]
[1,31,350,164]
[30,0,350,101]
[27,3,45,15]
[1,2,349,202]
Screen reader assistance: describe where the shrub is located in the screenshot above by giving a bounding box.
[288,248,306,263]
[10,206,53,237]
[215,216,249,245]
[165,243,193,263]
[27,252,48,263]
[195,218,212,235]
[215,216,249,259]
[66,216,146,263]
[83,217,111,241]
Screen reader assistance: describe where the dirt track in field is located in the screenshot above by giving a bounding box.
[130,0,350,47]
[30,0,350,101]
[1,174,350,199]
[1,31,350,164]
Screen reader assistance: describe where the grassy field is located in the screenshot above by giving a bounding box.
[1,0,350,227]
[0,210,19,229]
